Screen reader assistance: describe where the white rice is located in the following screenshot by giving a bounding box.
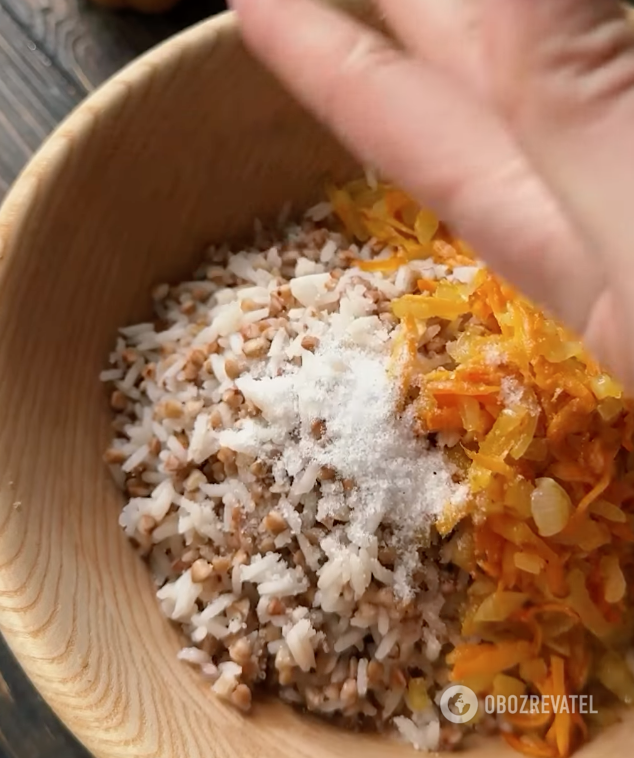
[102,213,473,752]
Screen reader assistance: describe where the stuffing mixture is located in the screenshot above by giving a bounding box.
[102,178,634,757]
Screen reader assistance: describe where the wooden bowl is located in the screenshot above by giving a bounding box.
[0,7,632,758]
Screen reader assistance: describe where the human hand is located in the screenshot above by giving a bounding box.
[229,0,634,388]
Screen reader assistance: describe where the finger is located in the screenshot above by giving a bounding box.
[582,289,631,386]
[230,0,601,334]
[484,1,634,269]
[375,0,487,94]
[483,0,634,381]
[376,0,633,381]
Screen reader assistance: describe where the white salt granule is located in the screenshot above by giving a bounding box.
[500,376,524,408]
[234,334,465,594]
[484,343,507,367]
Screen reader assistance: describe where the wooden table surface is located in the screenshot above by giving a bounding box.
[0,3,224,754]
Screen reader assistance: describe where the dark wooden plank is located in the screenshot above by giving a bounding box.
[0,0,225,196]
[0,24,84,758]
[0,0,226,92]
[0,3,82,194]
[0,644,89,758]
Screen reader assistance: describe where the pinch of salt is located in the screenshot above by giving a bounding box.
[229,333,464,595]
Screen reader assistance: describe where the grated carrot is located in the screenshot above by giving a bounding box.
[335,177,634,758]
[417,278,437,293]
[505,711,554,730]
[575,469,613,518]
[503,733,559,758]
[356,256,404,273]
[450,641,533,680]
[552,656,572,758]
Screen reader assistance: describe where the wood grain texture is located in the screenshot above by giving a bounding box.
[0,0,225,194]
[0,4,81,196]
[0,644,88,758]
[1,0,225,90]
[0,5,634,758]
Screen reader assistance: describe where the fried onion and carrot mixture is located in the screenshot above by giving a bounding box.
[331,178,634,758]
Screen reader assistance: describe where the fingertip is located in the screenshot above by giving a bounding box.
[228,0,258,13]
[229,0,291,23]
[230,0,299,59]
[229,0,271,32]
